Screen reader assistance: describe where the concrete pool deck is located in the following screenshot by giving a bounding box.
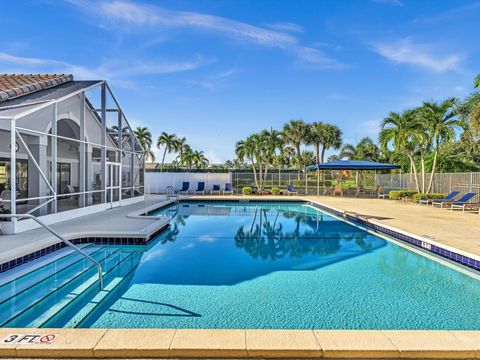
[0,195,173,265]
[1,194,479,359]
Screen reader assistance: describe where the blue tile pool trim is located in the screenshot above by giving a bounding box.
[0,224,169,274]
[308,202,480,273]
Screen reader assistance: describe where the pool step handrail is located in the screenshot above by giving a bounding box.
[166,185,179,201]
[1,214,103,290]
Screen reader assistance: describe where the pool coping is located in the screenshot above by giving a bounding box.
[1,328,479,358]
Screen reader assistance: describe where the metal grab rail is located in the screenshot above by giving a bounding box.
[1,214,103,290]
[166,186,179,201]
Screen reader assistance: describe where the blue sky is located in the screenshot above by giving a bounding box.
[1,0,479,163]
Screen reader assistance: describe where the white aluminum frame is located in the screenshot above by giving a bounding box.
[0,80,146,234]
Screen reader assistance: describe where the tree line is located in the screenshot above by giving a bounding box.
[132,129,209,171]
[133,74,480,193]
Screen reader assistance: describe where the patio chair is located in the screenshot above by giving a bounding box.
[287,184,298,196]
[179,182,190,195]
[376,185,387,199]
[433,192,476,208]
[355,185,368,198]
[223,183,233,195]
[332,184,343,197]
[449,193,478,212]
[419,191,459,206]
[195,182,205,195]
[211,184,221,195]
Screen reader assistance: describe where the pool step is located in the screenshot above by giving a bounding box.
[0,244,99,303]
[46,252,142,328]
[0,247,121,327]
[25,251,135,328]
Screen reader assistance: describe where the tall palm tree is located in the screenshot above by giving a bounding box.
[259,128,283,187]
[379,110,423,192]
[236,136,261,189]
[339,137,379,161]
[471,74,480,126]
[192,150,209,169]
[421,99,462,192]
[157,132,177,171]
[282,119,308,171]
[181,144,194,170]
[307,123,343,164]
[133,127,155,162]
[175,137,187,162]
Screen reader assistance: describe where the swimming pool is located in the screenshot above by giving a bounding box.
[1,201,479,329]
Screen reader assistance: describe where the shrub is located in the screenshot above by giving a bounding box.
[388,190,417,200]
[271,187,280,195]
[412,193,445,203]
[242,186,252,195]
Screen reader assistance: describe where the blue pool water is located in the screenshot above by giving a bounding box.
[2,201,480,329]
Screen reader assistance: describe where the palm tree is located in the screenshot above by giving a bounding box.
[471,74,480,126]
[157,132,177,171]
[421,99,462,193]
[191,150,209,169]
[236,136,261,189]
[133,127,155,162]
[339,137,379,161]
[379,110,423,192]
[282,119,308,171]
[259,128,283,187]
[174,137,187,162]
[306,122,343,164]
[181,144,194,170]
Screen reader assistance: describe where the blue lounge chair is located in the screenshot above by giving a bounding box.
[419,191,459,206]
[211,184,221,195]
[449,193,477,212]
[179,181,190,195]
[223,183,233,195]
[195,181,205,195]
[287,184,298,195]
[433,192,475,208]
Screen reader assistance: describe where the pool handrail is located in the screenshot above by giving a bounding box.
[1,213,103,290]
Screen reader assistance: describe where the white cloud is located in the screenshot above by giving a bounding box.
[0,51,211,88]
[371,38,463,73]
[0,52,64,66]
[69,0,346,68]
[265,21,304,33]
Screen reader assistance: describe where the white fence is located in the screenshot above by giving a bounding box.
[376,172,480,201]
[145,172,232,194]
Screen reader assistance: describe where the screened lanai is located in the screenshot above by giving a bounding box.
[0,74,145,234]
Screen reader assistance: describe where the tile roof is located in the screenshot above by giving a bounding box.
[0,74,73,102]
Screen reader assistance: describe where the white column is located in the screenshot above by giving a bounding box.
[100,82,107,203]
[86,144,94,206]
[79,92,86,207]
[10,119,16,232]
[51,103,57,213]
[27,135,48,215]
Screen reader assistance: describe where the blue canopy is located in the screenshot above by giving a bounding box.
[305,160,400,171]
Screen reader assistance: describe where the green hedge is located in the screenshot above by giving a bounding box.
[388,190,418,200]
[411,193,445,203]
[242,186,252,195]
[271,187,281,195]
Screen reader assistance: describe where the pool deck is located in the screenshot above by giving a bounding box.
[1,194,480,359]
[0,195,172,265]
